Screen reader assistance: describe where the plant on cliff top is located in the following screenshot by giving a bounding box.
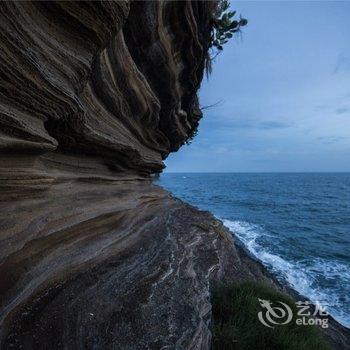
[210,0,247,56]
[187,1,247,146]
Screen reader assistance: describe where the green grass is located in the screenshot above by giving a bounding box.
[211,281,331,350]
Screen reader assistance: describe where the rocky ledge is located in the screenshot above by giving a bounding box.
[0,173,276,348]
[0,1,349,349]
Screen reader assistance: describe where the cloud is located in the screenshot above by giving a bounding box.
[335,107,349,115]
[204,116,291,131]
[314,105,328,112]
[333,52,350,74]
[317,136,349,144]
[257,121,290,129]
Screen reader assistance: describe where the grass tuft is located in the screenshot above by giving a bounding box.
[211,281,331,350]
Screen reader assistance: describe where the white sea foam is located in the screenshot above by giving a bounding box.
[223,219,350,328]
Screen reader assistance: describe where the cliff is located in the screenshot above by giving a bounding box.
[0,1,209,174]
[0,1,349,349]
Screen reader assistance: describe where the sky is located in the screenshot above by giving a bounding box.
[165,1,350,172]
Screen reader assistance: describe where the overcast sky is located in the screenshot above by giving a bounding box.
[165,1,350,172]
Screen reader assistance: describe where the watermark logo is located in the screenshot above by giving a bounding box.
[258,299,329,328]
[258,298,293,328]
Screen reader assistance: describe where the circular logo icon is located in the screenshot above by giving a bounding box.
[258,298,293,328]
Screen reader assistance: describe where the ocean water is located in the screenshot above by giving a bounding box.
[157,173,350,327]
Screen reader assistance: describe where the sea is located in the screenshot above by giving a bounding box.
[157,173,350,328]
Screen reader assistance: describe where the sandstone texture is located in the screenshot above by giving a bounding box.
[0,1,208,172]
[0,1,349,349]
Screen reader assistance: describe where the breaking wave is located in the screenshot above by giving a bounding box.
[223,219,350,327]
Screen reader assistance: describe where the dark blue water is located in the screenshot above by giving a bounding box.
[157,173,350,327]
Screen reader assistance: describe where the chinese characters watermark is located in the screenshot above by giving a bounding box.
[258,299,329,328]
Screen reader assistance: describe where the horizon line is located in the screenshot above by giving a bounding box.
[162,171,350,174]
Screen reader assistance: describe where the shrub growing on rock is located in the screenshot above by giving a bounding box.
[211,281,331,350]
[210,0,248,54]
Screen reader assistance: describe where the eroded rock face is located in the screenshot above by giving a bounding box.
[0,1,212,175]
[0,1,231,348]
[0,177,274,348]
[1,2,349,349]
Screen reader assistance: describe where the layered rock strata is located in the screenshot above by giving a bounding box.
[0,1,349,349]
